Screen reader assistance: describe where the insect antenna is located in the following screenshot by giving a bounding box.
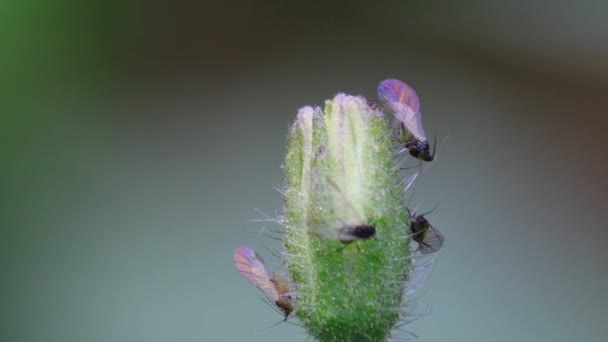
[417,202,440,217]
[431,132,450,162]
[257,316,303,331]
[258,320,285,331]
[255,296,301,331]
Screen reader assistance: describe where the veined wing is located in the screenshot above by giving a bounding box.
[378,78,427,141]
[418,225,444,255]
[233,246,279,301]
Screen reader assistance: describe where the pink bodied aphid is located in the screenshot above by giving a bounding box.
[377,79,435,162]
[233,246,293,320]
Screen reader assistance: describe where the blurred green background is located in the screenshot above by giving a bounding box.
[2,1,607,341]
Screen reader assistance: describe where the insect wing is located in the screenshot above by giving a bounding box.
[418,225,444,254]
[336,226,362,242]
[233,246,279,301]
[377,79,427,141]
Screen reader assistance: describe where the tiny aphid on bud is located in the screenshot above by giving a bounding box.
[233,246,293,320]
[318,176,376,251]
[377,79,435,162]
[406,208,444,254]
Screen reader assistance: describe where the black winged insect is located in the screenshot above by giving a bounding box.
[407,207,444,254]
[310,176,376,251]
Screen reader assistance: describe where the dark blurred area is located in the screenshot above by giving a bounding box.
[2,1,607,342]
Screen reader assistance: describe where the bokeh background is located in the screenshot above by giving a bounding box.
[2,1,607,341]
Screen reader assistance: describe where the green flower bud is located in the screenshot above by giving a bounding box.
[283,94,412,342]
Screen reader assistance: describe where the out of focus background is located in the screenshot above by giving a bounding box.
[2,1,607,341]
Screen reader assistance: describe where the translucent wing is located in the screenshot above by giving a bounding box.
[418,225,444,255]
[233,246,279,301]
[377,79,428,141]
